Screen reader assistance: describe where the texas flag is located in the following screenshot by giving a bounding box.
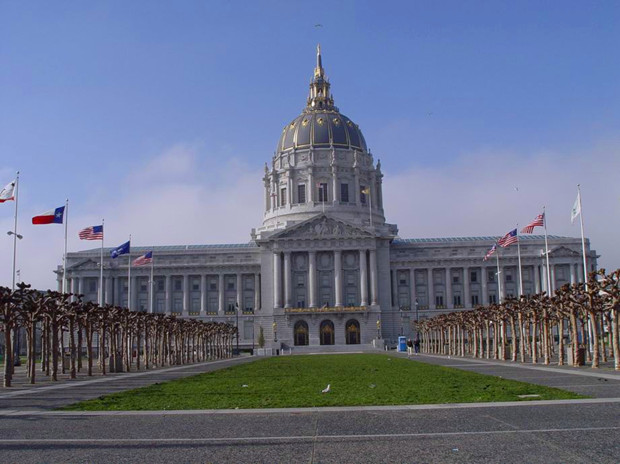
[32,206,65,225]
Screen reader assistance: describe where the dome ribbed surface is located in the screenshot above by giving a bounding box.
[277,111,367,152]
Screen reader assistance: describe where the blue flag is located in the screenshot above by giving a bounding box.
[111,240,130,259]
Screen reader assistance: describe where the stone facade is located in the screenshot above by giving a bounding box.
[60,46,598,350]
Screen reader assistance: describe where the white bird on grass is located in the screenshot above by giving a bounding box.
[321,384,331,393]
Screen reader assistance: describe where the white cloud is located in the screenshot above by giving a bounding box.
[2,139,618,291]
[384,139,620,272]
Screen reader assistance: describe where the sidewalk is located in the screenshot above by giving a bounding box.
[0,356,255,411]
[400,352,620,399]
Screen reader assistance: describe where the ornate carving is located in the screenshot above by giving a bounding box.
[277,216,374,240]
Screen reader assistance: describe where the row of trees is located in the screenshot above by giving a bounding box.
[1,283,238,387]
[416,268,620,370]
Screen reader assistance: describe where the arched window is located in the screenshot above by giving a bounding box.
[345,319,360,345]
[320,320,335,345]
[294,320,309,346]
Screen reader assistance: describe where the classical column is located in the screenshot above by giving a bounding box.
[78,277,84,296]
[237,273,243,311]
[534,265,541,294]
[369,249,378,306]
[428,269,435,309]
[481,268,488,306]
[284,252,292,308]
[409,268,416,309]
[71,277,78,301]
[463,267,470,308]
[218,274,225,314]
[115,277,121,306]
[359,250,368,306]
[274,252,282,308]
[308,251,317,308]
[391,269,398,308]
[182,274,189,315]
[334,250,343,307]
[201,274,207,313]
[308,171,315,202]
[550,265,556,294]
[165,275,171,314]
[570,263,577,285]
[541,262,548,293]
[105,276,113,304]
[130,276,138,311]
[445,268,452,309]
[254,273,261,311]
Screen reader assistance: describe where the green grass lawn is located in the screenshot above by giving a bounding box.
[62,354,586,411]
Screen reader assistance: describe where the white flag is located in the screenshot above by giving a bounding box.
[570,191,581,224]
[0,180,15,203]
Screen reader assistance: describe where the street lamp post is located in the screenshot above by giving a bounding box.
[235,302,240,356]
[7,231,23,367]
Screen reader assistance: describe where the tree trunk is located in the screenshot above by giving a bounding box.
[3,323,13,387]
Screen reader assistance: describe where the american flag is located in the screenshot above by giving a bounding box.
[498,228,518,248]
[483,243,497,261]
[78,225,103,240]
[521,213,544,234]
[133,251,153,267]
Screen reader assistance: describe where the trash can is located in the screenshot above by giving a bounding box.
[398,336,407,352]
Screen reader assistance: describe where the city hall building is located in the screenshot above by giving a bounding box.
[61,47,598,351]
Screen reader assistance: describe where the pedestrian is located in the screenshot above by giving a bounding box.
[414,337,420,354]
[406,338,413,357]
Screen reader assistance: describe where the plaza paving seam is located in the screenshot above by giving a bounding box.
[0,426,618,443]
[1,397,619,416]
[416,354,620,380]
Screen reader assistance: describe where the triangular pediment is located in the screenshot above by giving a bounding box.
[548,246,581,258]
[272,214,375,240]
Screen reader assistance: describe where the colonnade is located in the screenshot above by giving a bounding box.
[391,261,585,311]
[273,249,379,309]
[67,272,261,316]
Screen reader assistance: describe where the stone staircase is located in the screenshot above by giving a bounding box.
[288,343,383,354]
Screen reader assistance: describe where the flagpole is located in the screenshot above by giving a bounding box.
[496,248,502,304]
[100,219,105,306]
[62,198,69,294]
[516,224,524,297]
[11,172,19,291]
[576,184,593,354]
[542,206,552,295]
[368,188,373,227]
[128,235,132,311]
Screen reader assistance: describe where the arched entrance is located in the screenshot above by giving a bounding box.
[345,319,361,345]
[294,320,309,346]
[320,320,335,345]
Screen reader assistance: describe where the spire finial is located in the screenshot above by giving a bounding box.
[307,44,335,110]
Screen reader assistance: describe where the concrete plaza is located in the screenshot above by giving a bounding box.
[0,353,619,463]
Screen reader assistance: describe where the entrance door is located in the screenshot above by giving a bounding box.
[294,320,309,346]
[345,319,360,344]
[320,320,335,345]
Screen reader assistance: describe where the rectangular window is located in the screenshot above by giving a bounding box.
[280,187,287,206]
[489,294,497,304]
[471,294,479,306]
[173,299,182,311]
[243,321,253,340]
[227,281,235,290]
[360,186,367,204]
[89,280,97,293]
[435,295,444,306]
[318,183,328,202]
[174,280,182,291]
[208,297,218,312]
[470,271,477,283]
[297,184,306,204]
[506,274,513,282]
[488,272,495,282]
[209,282,217,291]
[452,275,460,284]
[297,275,305,287]
[297,298,306,308]
[340,183,349,203]
[244,297,254,311]
[191,298,200,311]
[453,295,461,306]
[140,282,148,292]
[139,299,147,312]
[157,280,164,291]
[156,300,165,313]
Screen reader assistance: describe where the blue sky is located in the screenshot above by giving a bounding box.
[1,1,619,289]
